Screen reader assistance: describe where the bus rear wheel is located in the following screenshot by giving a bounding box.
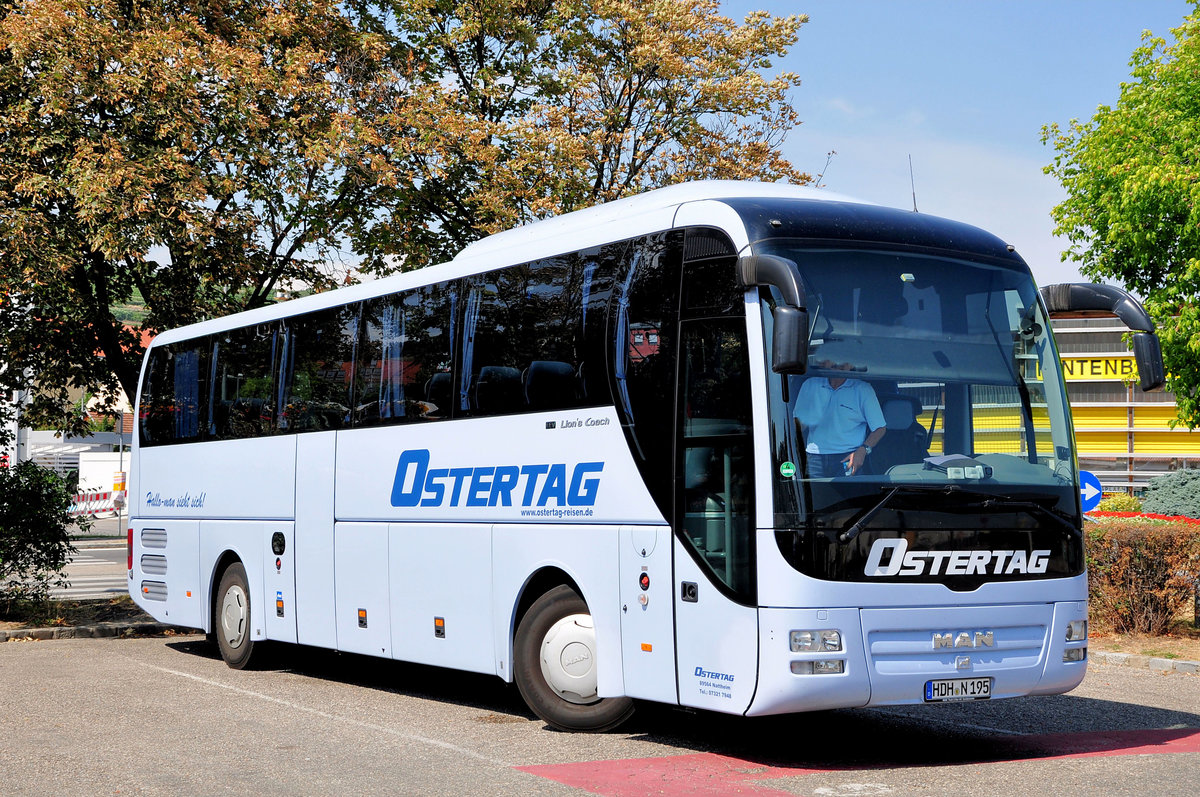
[214,562,262,670]
[514,585,635,732]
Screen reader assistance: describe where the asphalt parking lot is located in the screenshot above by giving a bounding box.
[2,634,1198,796]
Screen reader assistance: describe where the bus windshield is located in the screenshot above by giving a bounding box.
[759,245,1077,535]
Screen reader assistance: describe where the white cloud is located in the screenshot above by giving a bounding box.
[824,97,870,118]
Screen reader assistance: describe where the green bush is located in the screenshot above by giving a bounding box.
[1097,493,1142,513]
[0,461,79,612]
[1085,521,1200,634]
[1141,469,1200,519]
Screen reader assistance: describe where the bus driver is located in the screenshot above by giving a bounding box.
[793,362,886,478]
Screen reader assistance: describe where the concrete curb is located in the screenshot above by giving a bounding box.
[1090,650,1200,676]
[70,536,125,549]
[0,621,190,643]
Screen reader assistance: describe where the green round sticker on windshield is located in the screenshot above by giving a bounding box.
[779,461,797,478]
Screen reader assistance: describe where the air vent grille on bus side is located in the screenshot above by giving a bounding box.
[684,229,736,262]
[141,555,168,576]
[141,581,168,601]
[141,529,167,548]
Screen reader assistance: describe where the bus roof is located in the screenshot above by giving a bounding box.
[150,180,1022,348]
[452,180,857,265]
[148,181,855,347]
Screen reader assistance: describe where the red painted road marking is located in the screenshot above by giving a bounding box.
[516,728,1200,796]
[1015,727,1200,760]
[517,753,810,797]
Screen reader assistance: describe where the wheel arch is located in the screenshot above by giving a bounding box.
[208,549,243,633]
[512,566,584,643]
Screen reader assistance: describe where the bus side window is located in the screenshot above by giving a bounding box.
[212,325,279,440]
[357,283,455,426]
[139,341,210,447]
[138,348,172,446]
[284,304,359,432]
[612,232,683,521]
[461,255,588,418]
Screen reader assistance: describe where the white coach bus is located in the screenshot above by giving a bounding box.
[129,181,1164,731]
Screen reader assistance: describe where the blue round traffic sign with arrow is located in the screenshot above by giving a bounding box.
[1079,470,1103,513]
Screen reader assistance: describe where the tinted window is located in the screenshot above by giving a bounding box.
[283,304,359,432]
[358,283,456,425]
[612,231,683,519]
[461,255,597,417]
[138,340,210,447]
[679,317,755,601]
[211,324,280,440]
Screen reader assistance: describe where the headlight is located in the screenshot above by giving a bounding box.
[1066,619,1088,642]
[790,629,842,652]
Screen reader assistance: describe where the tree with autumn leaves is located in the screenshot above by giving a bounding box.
[1044,3,1200,428]
[0,0,808,433]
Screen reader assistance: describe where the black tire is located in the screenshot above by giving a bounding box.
[514,585,635,732]
[214,562,261,670]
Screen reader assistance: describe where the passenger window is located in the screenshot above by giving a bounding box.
[138,340,210,446]
[460,256,590,417]
[283,304,359,432]
[357,283,455,425]
[212,325,279,440]
[679,317,755,602]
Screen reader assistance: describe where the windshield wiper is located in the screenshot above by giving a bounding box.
[837,484,1080,544]
[839,484,969,543]
[839,486,902,543]
[970,497,1080,540]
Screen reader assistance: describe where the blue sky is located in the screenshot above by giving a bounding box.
[724,0,1194,285]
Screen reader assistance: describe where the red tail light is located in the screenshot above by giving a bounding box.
[127,528,133,571]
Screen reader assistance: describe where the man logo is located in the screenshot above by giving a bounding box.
[933,631,994,649]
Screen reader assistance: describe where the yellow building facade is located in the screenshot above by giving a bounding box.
[1052,318,1198,493]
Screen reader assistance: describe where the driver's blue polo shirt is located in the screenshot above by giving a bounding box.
[793,377,885,455]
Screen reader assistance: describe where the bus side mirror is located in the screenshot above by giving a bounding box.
[738,253,810,374]
[1131,332,1166,392]
[1040,282,1166,391]
[772,306,810,374]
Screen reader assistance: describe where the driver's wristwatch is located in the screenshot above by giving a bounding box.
[861,445,872,455]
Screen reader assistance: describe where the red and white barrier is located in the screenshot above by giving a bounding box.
[69,490,117,517]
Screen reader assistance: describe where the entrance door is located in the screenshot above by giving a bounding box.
[673,316,759,712]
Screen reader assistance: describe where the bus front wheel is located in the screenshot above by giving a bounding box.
[514,585,634,732]
[214,562,261,670]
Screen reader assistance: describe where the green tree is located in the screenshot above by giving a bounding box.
[0,460,78,613]
[357,0,809,267]
[0,0,398,431]
[1043,3,1200,427]
[2,0,807,433]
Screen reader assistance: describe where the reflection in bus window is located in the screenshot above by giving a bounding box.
[212,325,279,441]
[358,283,455,425]
[461,255,595,417]
[284,304,359,432]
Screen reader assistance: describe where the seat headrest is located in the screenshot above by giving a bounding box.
[879,393,922,430]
